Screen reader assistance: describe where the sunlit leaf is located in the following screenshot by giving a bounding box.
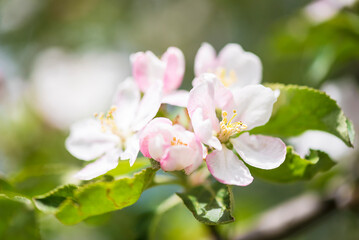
[106,157,151,177]
[251,84,355,147]
[34,167,157,225]
[177,181,234,225]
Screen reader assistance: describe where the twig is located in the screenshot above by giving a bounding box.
[234,184,359,240]
[208,225,225,240]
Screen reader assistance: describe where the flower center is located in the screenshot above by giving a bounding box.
[171,137,188,146]
[95,106,118,134]
[218,110,247,142]
[215,67,237,87]
[95,106,131,148]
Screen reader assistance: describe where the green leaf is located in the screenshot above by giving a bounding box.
[0,178,13,192]
[0,191,40,240]
[106,157,150,176]
[33,184,78,214]
[249,146,336,182]
[176,181,234,225]
[251,84,355,147]
[34,167,157,225]
[0,198,40,240]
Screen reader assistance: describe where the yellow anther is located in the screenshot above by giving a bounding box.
[94,106,120,134]
[222,111,228,123]
[215,68,238,87]
[171,137,188,146]
[218,110,247,142]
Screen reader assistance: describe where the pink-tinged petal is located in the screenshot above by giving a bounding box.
[131,51,165,92]
[232,84,277,130]
[140,118,203,172]
[65,118,119,161]
[161,47,185,94]
[132,83,162,131]
[148,134,167,160]
[193,73,235,110]
[162,90,189,107]
[218,43,262,87]
[112,78,141,128]
[139,118,173,158]
[160,146,196,172]
[206,147,253,186]
[184,139,204,175]
[191,108,222,150]
[231,133,286,170]
[194,42,217,76]
[74,148,121,180]
[201,143,208,159]
[120,134,140,166]
[188,78,220,132]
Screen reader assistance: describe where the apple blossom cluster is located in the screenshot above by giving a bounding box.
[66,43,287,186]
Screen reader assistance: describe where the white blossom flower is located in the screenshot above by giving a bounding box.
[187,74,286,186]
[65,78,162,180]
[131,47,189,107]
[194,43,262,88]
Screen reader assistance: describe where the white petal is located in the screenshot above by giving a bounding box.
[132,83,162,131]
[130,51,165,92]
[231,133,286,169]
[218,43,262,87]
[191,108,222,150]
[161,90,189,107]
[120,134,140,166]
[232,84,277,130]
[194,42,217,76]
[148,134,167,160]
[160,146,196,172]
[112,77,141,128]
[206,147,253,186]
[184,140,204,175]
[192,73,235,110]
[139,117,173,158]
[161,47,185,94]
[74,148,121,180]
[65,118,119,161]
[187,78,220,133]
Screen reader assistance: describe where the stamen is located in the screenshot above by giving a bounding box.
[228,110,237,124]
[171,136,188,146]
[215,68,238,87]
[94,106,119,133]
[218,110,247,142]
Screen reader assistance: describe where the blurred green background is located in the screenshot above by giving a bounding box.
[1,0,359,239]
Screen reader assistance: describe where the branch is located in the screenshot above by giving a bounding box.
[208,225,225,240]
[234,184,359,240]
